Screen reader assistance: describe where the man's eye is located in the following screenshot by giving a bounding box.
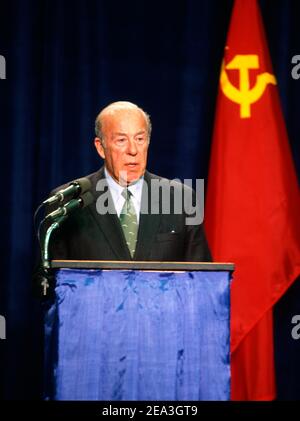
[116,138,126,144]
[137,137,145,143]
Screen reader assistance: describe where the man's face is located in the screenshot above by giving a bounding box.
[94,109,149,185]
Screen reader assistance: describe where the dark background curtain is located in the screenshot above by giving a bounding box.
[0,0,299,400]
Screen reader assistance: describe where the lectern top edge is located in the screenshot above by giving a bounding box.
[50,260,235,272]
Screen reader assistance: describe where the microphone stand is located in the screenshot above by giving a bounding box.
[40,215,67,296]
[36,190,93,297]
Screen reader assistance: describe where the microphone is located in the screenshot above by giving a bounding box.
[43,177,91,205]
[45,191,94,221]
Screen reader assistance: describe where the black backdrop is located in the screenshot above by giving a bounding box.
[0,0,299,400]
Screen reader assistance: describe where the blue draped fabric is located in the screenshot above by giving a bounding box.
[44,269,231,401]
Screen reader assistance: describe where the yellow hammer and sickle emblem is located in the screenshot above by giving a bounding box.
[220,54,276,118]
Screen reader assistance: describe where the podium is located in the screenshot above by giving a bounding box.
[44,261,234,401]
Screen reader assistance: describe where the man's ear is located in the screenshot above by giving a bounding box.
[94,137,105,159]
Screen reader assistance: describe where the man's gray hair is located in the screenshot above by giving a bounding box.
[95,101,152,144]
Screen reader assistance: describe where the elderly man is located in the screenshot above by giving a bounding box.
[49,101,211,262]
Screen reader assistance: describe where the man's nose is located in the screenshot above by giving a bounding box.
[127,138,138,155]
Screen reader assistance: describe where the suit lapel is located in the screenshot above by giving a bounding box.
[88,167,132,260]
[134,171,161,260]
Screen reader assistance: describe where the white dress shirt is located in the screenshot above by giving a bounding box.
[104,167,144,223]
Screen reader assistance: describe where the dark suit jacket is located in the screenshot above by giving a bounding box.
[49,167,211,262]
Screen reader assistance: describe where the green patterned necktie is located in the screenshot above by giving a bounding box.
[119,188,138,257]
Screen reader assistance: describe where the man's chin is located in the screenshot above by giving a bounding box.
[118,170,143,185]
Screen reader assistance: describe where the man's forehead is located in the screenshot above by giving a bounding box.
[102,108,147,127]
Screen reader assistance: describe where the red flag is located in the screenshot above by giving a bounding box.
[205,0,300,400]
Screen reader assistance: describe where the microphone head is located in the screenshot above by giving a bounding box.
[79,191,94,209]
[71,177,92,195]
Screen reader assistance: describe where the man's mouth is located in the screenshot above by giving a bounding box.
[125,163,138,168]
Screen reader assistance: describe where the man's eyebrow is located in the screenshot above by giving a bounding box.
[113,132,127,136]
[113,130,146,136]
